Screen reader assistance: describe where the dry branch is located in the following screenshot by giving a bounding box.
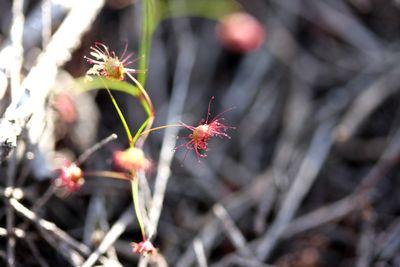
[0,0,105,160]
[9,198,90,255]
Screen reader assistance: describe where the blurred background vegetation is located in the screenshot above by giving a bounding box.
[0,0,400,266]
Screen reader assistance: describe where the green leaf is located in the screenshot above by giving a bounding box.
[75,77,140,98]
[160,0,241,21]
[137,0,157,86]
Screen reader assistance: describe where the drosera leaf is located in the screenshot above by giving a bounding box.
[75,77,140,98]
[137,0,156,86]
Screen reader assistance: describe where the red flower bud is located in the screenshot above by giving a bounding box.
[113,147,151,173]
[217,12,266,53]
[176,97,234,161]
[55,161,84,192]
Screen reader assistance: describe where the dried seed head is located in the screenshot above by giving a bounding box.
[103,57,125,80]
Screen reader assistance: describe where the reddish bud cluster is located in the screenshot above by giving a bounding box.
[113,147,151,173]
[55,162,84,192]
[131,240,157,257]
[177,97,234,160]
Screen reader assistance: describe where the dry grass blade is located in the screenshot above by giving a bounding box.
[256,120,334,261]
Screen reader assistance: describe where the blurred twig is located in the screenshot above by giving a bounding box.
[282,195,359,238]
[256,120,334,261]
[81,204,133,267]
[356,220,375,267]
[5,151,17,267]
[213,204,253,258]
[6,1,25,263]
[26,237,50,267]
[376,218,400,261]
[193,238,208,267]
[41,0,52,48]
[0,0,75,70]
[9,198,91,255]
[334,65,400,142]
[10,0,24,101]
[147,15,197,239]
[76,133,118,165]
[177,176,270,267]
[0,0,105,160]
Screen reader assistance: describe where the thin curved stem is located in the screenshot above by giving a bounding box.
[130,117,151,146]
[126,72,154,117]
[85,170,146,239]
[99,78,134,147]
[76,133,117,165]
[139,124,182,137]
[126,72,155,148]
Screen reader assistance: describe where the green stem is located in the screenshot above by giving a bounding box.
[131,177,146,240]
[126,72,155,147]
[126,72,153,117]
[99,78,134,148]
[139,124,182,137]
[131,117,151,146]
[138,0,155,86]
[129,0,156,242]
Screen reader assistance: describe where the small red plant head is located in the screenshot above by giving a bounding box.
[131,239,157,257]
[216,12,265,53]
[177,97,234,161]
[55,161,84,192]
[113,147,151,173]
[85,42,142,81]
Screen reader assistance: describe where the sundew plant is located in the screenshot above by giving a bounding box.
[76,0,237,260]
